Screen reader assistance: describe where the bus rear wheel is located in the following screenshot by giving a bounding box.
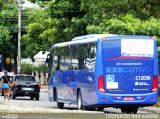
[121,107,138,114]
[77,91,83,110]
[54,89,64,109]
[57,102,64,109]
[96,107,104,111]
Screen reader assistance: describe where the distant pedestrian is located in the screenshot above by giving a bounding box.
[0,70,11,100]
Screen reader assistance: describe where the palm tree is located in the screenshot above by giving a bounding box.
[21,63,35,75]
[36,64,48,85]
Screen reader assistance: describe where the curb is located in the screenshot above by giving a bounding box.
[1,105,159,114]
[0,105,103,114]
[139,107,160,114]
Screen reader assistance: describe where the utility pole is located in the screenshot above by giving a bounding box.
[17,0,21,74]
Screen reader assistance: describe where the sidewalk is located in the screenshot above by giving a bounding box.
[0,101,160,114]
[40,85,48,92]
[40,85,48,89]
[0,102,102,114]
[140,106,160,114]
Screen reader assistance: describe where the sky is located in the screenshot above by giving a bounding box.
[22,0,40,9]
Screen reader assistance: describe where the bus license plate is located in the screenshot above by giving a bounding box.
[124,97,134,101]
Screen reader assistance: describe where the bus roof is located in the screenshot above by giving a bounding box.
[71,34,117,41]
[52,34,154,48]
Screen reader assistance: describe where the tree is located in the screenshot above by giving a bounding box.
[0,0,3,11]
[22,0,87,59]
[38,64,48,84]
[0,0,38,71]
[2,0,160,62]
[21,9,52,60]
[0,0,17,70]
[21,63,35,75]
[81,0,160,22]
[86,14,160,49]
[35,64,48,84]
[23,0,160,57]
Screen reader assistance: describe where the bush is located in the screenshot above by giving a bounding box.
[21,63,35,75]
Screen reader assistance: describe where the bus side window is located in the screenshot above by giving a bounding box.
[90,43,96,59]
[77,45,85,70]
[60,47,65,70]
[63,46,72,70]
[84,43,96,71]
[53,50,58,68]
[71,45,78,70]
[54,48,61,70]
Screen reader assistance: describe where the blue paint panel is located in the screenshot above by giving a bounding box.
[102,40,121,58]
[102,39,154,94]
[95,38,158,105]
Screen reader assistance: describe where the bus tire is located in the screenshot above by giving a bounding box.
[57,102,64,109]
[121,107,138,114]
[53,88,57,102]
[77,91,83,110]
[131,107,138,114]
[54,89,64,109]
[97,107,104,111]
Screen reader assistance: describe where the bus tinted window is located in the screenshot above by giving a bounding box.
[61,47,72,70]
[102,40,121,58]
[53,48,61,70]
[102,39,154,59]
[121,39,154,57]
[71,45,78,70]
[53,43,96,71]
[85,43,96,71]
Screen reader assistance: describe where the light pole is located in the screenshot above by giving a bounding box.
[17,0,21,74]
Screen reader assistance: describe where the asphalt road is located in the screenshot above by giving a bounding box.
[0,90,158,119]
[0,90,150,113]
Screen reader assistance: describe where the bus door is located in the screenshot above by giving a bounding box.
[62,70,73,101]
[69,71,77,102]
[102,39,155,97]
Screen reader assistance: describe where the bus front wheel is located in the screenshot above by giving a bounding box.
[77,91,83,110]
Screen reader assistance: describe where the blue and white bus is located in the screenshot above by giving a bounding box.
[48,34,159,113]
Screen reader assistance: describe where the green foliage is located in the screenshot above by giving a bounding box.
[86,14,160,37]
[36,64,47,75]
[49,0,83,19]
[0,0,21,70]
[22,0,160,57]
[107,14,160,36]
[86,25,103,34]
[21,9,53,59]
[2,0,160,60]
[22,0,87,59]
[0,0,3,11]
[81,0,160,21]
[21,63,35,75]
[0,26,11,56]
